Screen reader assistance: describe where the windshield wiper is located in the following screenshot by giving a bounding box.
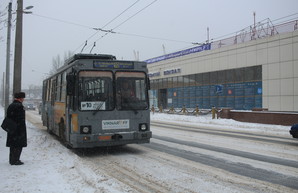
[92,102,104,115]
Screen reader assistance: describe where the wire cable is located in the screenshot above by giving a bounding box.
[85,0,158,52]
[271,12,298,23]
[112,0,157,31]
[116,31,194,44]
[74,0,142,53]
[31,13,94,29]
[102,0,141,29]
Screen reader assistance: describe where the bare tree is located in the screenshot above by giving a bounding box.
[64,50,73,61]
[27,84,42,99]
[49,51,73,75]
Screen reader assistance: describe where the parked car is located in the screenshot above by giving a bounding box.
[24,103,36,110]
[290,124,298,138]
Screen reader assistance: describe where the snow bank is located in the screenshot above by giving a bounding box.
[150,112,290,136]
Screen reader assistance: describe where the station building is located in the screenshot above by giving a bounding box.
[147,20,298,111]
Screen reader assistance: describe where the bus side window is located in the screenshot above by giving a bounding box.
[66,74,76,95]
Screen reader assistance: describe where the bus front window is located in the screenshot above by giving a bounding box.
[78,71,114,111]
[116,72,149,110]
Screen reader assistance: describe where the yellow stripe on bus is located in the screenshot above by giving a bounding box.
[54,102,65,124]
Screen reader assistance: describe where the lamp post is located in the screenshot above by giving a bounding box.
[4,2,12,113]
[13,0,33,95]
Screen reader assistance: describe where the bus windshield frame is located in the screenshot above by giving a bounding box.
[78,70,149,111]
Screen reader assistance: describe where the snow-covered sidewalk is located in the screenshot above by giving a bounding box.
[0,108,127,193]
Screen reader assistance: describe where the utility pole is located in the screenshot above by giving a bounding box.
[13,0,23,95]
[2,72,4,107]
[5,2,12,113]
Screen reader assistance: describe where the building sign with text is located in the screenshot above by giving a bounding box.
[144,43,211,64]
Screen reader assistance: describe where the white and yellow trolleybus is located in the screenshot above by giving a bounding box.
[41,54,152,148]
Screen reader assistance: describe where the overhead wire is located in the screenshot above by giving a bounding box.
[74,0,142,53]
[102,0,141,29]
[5,0,194,53]
[271,12,298,23]
[112,0,158,31]
[12,1,296,58]
[29,10,195,51]
[18,0,202,53]
[115,31,195,44]
[83,0,159,52]
[31,13,94,30]
[28,13,97,54]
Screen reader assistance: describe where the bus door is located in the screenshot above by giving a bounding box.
[49,78,56,133]
[65,87,75,143]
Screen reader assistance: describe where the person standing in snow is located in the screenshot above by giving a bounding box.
[6,92,27,165]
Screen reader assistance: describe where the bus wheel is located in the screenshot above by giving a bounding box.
[47,127,53,135]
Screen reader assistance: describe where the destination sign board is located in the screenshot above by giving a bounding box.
[81,101,106,110]
[93,61,134,69]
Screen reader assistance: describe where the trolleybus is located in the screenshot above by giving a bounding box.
[41,54,152,148]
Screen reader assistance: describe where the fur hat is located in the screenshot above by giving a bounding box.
[14,92,26,99]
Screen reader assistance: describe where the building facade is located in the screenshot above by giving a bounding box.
[147,22,298,111]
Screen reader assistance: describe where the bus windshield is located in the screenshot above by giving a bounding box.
[116,72,148,110]
[78,71,114,111]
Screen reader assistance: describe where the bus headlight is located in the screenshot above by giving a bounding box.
[80,126,91,134]
[139,123,147,131]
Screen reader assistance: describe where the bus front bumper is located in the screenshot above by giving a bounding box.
[69,131,152,148]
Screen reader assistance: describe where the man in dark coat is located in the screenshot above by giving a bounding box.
[6,92,27,165]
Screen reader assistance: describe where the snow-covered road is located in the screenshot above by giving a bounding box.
[1,109,297,193]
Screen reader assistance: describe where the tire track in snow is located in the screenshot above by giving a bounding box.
[142,140,298,190]
[151,121,295,146]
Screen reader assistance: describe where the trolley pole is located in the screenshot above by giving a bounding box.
[13,0,23,95]
[4,2,12,113]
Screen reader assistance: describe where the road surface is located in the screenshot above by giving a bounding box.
[26,111,298,193]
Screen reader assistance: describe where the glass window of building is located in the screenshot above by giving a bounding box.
[203,73,210,85]
[195,74,203,85]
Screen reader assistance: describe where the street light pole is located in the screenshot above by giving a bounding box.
[13,0,23,95]
[4,2,12,113]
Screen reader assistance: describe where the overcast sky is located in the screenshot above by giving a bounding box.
[0,0,298,89]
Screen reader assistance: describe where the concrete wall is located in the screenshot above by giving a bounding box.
[262,31,298,111]
[219,108,298,126]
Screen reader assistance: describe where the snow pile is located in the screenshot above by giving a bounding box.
[150,112,290,136]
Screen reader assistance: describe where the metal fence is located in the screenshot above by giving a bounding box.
[210,19,298,49]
